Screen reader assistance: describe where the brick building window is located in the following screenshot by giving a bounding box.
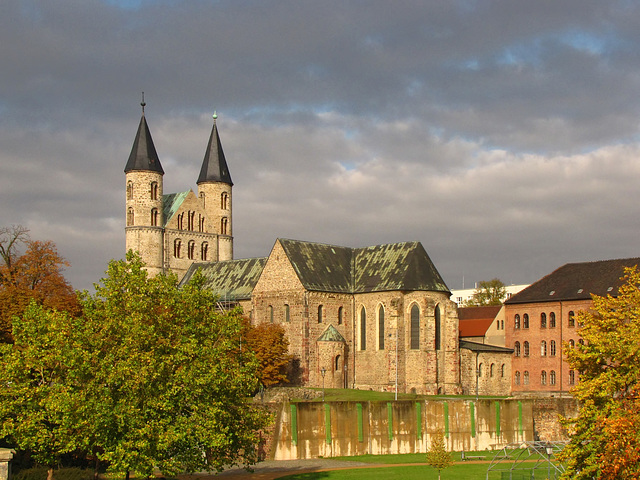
[523,341,530,357]
[523,371,529,385]
[150,181,158,200]
[177,213,184,230]
[359,306,366,350]
[378,305,385,350]
[490,363,495,377]
[151,208,159,226]
[569,370,576,385]
[515,371,521,385]
[523,314,529,329]
[501,364,505,377]
[550,370,556,385]
[221,192,229,210]
[127,181,133,200]
[549,312,556,328]
[174,239,181,258]
[338,306,343,325]
[410,304,420,350]
[221,217,228,235]
[514,314,520,329]
[568,311,575,327]
[550,340,556,356]
[187,240,195,260]
[569,339,575,349]
[541,340,547,356]
[285,304,290,323]
[201,242,208,261]
[478,363,483,377]
[268,305,274,323]
[514,341,521,356]
[541,370,547,385]
[318,305,323,323]
[435,305,442,350]
[335,355,341,371]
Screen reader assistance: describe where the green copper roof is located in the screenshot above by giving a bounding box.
[162,191,190,227]
[180,257,267,301]
[279,239,450,294]
[317,325,346,343]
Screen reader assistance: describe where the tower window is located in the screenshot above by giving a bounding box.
[188,240,195,260]
[127,207,134,226]
[378,305,385,350]
[220,217,228,235]
[127,181,133,200]
[410,304,420,350]
[174,239,181,258]
[150,182,158,200]
[221,192,229,210]
[201,242,208,261]
[151,208,158,226]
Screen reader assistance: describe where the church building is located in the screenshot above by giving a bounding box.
[124,105,469,395]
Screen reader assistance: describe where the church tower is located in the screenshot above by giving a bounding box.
[124,100,165,275]
[197,113,233,261]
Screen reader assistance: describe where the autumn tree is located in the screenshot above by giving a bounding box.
[0,226,79,342]
[426,429,453,480]
[0,252,271,479]
[242,320,292,387]
[560,266,640,480]
[463,278,507,306]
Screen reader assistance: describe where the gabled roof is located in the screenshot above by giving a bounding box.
[317,325,346,343]
[124,113,164,174]
[180,257,267,301]
[458,305,501,337]
[161,191,190,227]
[505,257,640,305]
[278,239,450,294]
[459,340,513,354]
[197,115,233,185]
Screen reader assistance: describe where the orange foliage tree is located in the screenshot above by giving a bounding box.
[241,319,292,388]
[0,226,79,342]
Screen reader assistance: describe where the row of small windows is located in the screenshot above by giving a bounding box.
[267,304,344,325]
[514,370,576,386]
[514,339,583,357]
[199,192,230,210]
[477,363,506,378]
[514,311,578,329]
[173,239,209,260]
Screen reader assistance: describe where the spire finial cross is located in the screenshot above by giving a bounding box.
[141,92,146,113]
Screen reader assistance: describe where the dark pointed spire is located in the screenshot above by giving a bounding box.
[124,96,164,174]
[197,112,233,185]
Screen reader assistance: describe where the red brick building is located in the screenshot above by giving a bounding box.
[504,258,640,395]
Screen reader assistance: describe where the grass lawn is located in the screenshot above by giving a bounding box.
[294,388,508,403]
[276,463,490,479]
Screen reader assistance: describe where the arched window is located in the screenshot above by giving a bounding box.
[550,370,556,385]
[523,314,529,329]
[201,242,208,261]
[338,306,343,325]
[523,341,530,357]
[514,341,521,357]
[514,314,520,329]
[177,213,184,230]
[569,339,575,349]
[578,339,585,346]
[478,363,483,377]
[188,211,195,231]
[569,370,575,385]
[541,370,547,385]
[285,304,290,323]
[199,192,206,208]
[490,363,495,377]
[378,305,385,350]
[435,304,442,350]
[150,181,158,200]
[188,240,195,260]
[151,208,158,226]
[523,371,530,385]
[318,305,323,323]
[515,371,521,385]
[410,304,420,350]
[541,340,547,356]
[549,312,556,328]
[550,340,556,356]
[127,181,133,200]
[221,217,228,235]
[127,207,134,226]
[359,306,366,350]
[568,311,575,327]
[221,192,229,210]
[174,239,181,258]
[540,313,547,328]
[268,305,274,323]
[335,355,341,372]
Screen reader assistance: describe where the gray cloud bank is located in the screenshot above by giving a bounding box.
[2,0,640,290]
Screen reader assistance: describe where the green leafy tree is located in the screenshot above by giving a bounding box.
[426,429,453,480]
[560,266,640,480]
[1,252,271,479]
[463,278,507,306]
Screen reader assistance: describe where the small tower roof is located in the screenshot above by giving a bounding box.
[197,112,233,185]
[124,100,164,174]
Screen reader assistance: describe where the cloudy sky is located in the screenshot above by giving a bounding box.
[2,0,640,291]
